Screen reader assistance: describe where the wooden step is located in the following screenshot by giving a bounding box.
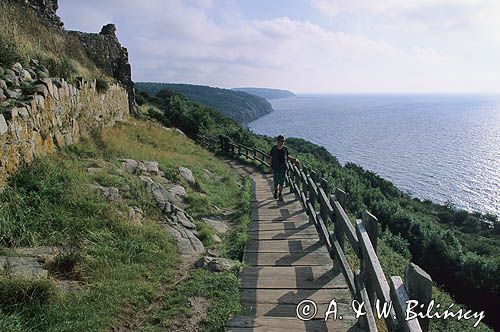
[240,266,347,289]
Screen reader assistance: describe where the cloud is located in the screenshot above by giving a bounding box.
[58,0,500,93]
[310,0,500,32]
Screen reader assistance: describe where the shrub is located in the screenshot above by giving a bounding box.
[95,77,109,93]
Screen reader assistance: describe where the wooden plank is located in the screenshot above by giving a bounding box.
[226,316,364,332]
[356,220,396,331]
[390,276,423,332]
[248,221,311,232]
[244,239,326,253]
[333,200,359,254]
[330,233,356,296]
[243,251,332,266]
[239,288,352,304]
[241,302,357,320]
[251,215,309,222]
[248,230,319,240]
[405,263,432,332]
[240,266,347,289]
[354,272,378,332]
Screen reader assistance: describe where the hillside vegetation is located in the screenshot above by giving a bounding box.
[139,87,498,331]
[0,120,250,331]
[135,82,273,124]
[231,87,295,99]
[0,1,106,82]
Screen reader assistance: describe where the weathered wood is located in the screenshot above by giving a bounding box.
[330,232,356,295]
[332,199,359,254]
[361,212,379,310]
[356,219,397,331]
[248,221,310,232]
[240,266,345,289]
[241,302,356,319]
[362,211,379,252]
[244,239,327,253]
[248,229,319,240]
[405,263,432,332]
[354,272,378,332]
[226,316,363,332]
[239,288,352,304]
[243,251,332,266]
[318,187,333,224]
[316,214,333,253]
[390,276,423,332]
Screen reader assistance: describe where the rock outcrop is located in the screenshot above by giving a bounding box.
[121,159,205,260]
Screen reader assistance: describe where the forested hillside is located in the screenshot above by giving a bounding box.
[135,82,273,124]
[231,87,295,100]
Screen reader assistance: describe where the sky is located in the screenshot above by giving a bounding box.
[58,0,500,94]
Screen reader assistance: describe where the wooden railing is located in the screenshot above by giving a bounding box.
[196,134,433,332]
[197,134,269,167]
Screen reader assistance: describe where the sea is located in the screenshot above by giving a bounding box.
[248,94,500,217]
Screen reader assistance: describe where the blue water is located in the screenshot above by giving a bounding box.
[248,94,500,216]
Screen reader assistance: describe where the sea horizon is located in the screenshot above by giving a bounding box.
[249,93,500,217]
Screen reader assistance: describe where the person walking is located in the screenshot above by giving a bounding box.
[268,135,297,200]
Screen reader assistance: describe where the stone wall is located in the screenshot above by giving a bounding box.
[6,0,63,28]
[0,65,129,183]
[68,24,137,114]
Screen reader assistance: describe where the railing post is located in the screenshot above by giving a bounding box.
[361,211,379,310]
[333,188,347,250]
[320,178,330,195]
[405,263,432,332]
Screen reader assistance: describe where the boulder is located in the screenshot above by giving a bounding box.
[0,90,6,103]
[97,186,121,202]
[140,175,174,213]
[202,217,229,234]
[11,62,23,72]
[163,222,204,258]
[5,75,20,88]
[34,84,49,97]
[121,158,138,173]
[0,79,7,90]
[142,160,163,176]
[20,70,33,82]
[168,184,187,200]
[178,166,196,186]
[194,256,233,272]
[4,88,19,99]
[174,209,197,229]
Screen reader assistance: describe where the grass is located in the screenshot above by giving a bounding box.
[0,1,106,81]
[0,119,250,331]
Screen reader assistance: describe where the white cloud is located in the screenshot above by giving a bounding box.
[58,0,500,93]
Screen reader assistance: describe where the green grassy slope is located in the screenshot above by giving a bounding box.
[0,120,250,331]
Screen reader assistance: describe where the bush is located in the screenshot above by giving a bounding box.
[95,78,109,93]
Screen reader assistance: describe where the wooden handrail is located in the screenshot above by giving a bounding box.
[196,134,432,332]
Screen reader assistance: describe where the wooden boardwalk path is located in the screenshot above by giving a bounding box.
[226,161,363,332]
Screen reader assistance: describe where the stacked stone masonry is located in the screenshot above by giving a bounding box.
[0,68,129,183]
